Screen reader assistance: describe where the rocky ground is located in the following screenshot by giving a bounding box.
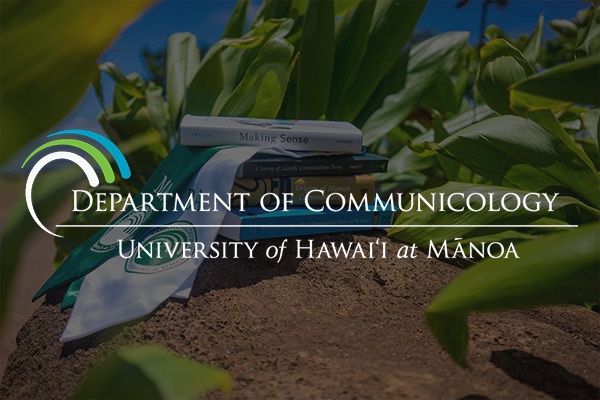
[1,232,599,399]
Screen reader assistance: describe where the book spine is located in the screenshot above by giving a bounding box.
[237,158,389,178]
[231,175,375,207]
[180,120,362,153]
[238,209,394,240]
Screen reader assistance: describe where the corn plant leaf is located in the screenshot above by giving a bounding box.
[476,39,596,172]
[221,0,250,39]
[219,38,296,118]
[327,0,376,117]
[425,222,600,367]
[476,39,535,115]
[236,18,295,89]
[296,0,335,119]
[576,7,600,58]
[581,108,600,146]
[336,0,428,122]
[334,0,361,16]
[184,48,224,117]
[379,105,494,185]
[146,83,173,145]
[361,31,469,145]
[388,181,597,247]
[0,0,152,162]
[166,33,200,125]
[74,345,232,399]
[521,15,544,65]
[432,115,600,207]
[509,55,600,116]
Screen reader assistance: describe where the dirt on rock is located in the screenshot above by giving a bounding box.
[1,232,599,399]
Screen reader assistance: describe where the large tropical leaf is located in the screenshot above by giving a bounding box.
[581,108,600,146]
[476,39,534,115]
[432,115,600,207]
[476,39,596,171]
[425,223,600,366]
[520,15,544,65]
[221,0,250,39]
[0,0,153,162]
[327,0,376,117]
[379,105,494,186]
[74,345,232,399]
[296,0,335,119]
[576,6,600,58]
[361,31,469,145]
[219,38,296,118]
[389,182,597,247]
[166,33,200,124]
[509,55,600,116]
[335,0,427,122]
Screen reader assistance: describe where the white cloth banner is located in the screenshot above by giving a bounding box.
[61,146,313,342]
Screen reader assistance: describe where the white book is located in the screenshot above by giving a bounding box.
[180,115,363,153]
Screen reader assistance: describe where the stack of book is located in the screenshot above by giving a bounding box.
[180,116,392,240]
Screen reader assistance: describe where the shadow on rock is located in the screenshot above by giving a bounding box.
[491,349,600,399]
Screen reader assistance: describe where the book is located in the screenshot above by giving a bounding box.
[231,175,375,206]
[180,115,363,152]
[236,151,389,178]
[218,205,395,240]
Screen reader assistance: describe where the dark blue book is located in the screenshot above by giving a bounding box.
[218,205,395,240]
[235,151,388,178]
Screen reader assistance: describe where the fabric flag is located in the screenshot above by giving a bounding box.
[34,145,227,302]
[60,146,315,341]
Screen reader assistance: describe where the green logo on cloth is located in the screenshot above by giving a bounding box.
[125,221,196,274]
[92,210,152,253]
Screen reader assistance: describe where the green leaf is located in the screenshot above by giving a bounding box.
[327,0,376,117]
[146,83,173,145]
[334,0,361,16]
[336,0,428,122]
[0,167,83,326]
[433,115,600,207]
[425,223,600,366]
[184,48,224,117]
[235,18,295,91]
[431,112,472,182]
[99,62,146,100]
[484,25,509,41]
[420,74,461,117]
[476,39,535,115]
[576,7,600,58]
[549,19,579,46]
[219,38,296,118]
[74,345,232,399]
[581,108,600,146]
[361,31,469,145]
[194,36,265,116]
[98,105,167,187]
[296,0,335,119]
[221,0,250,39]
[0,0,153,162]
[379,105,494,186]
[389,182,597,247]
[521,15,544,65]
[474,40,596,172]
[166,33,200,124]
[509,55,600,115]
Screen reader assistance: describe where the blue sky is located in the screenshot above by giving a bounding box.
[56,0,585,134]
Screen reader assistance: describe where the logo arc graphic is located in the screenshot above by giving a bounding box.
[22,130,131,237]
[48,130,131,179]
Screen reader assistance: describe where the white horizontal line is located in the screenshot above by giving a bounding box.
[56,224,578,228]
